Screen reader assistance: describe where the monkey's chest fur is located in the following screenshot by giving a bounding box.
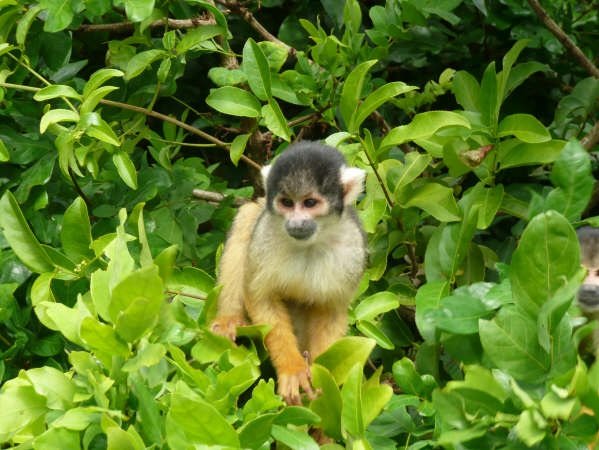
[247,213,365,306]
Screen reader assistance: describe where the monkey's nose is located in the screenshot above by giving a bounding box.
[578,284,599,312]
[285,221,316,240]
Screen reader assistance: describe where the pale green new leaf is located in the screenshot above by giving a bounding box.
[399,182,461,222]
[80,85,119,114]
[452,70,480,111]
[230,133,250,166]
[112,152,138,189]
[34,84,81,102]
[125,49,168,80]
[315,336,375,385]
[40,109,79,133]
[262,99,291,141]
[124,0,155,22]
[83,68,124,98]
[61,197,92,261]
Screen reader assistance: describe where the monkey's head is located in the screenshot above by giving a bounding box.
[577,227,599,314]
[261,141,365,242]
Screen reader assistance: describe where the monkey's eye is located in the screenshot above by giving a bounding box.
[279,197,294,208]
[303,198,319,208]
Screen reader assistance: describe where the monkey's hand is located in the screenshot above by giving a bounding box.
[210,315,247,341]
[278,364,315,405]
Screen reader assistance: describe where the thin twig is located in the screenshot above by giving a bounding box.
[362,144,394,208]
[78,17,215,33]
[527,0,599,78]
[215,0,294,55]
[99,99,262,170]
[192,188,247,206]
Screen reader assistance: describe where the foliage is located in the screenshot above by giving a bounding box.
[0,0,598,448]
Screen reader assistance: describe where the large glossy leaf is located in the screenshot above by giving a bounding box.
[545,140,594,221]
[33,84,81,101]
[497,114,551,143]
[479,305,550,383]
[398,182,461,222]
[124,0,155,22]
[40,0,74,32]
[452,70,480,111]
[498,139,565,170]
[382,111,470,148]
[0,191,54,273]
[415,281,449,342]
[510,211,579,318]
[314,336,375,385]
[206,86,262,117]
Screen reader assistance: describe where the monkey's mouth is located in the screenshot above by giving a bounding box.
[578,288,599,312]
[285,222,317,241]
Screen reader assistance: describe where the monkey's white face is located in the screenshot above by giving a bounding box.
[273,191,330,241]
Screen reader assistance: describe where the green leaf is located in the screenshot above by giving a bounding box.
[207,67,247,86]
[125,49,167,80]
[110,266,164,342]
[83,68,124,98]
[498,139,565,169]
[16,4,42,46]
[430,291,492,334]
[310,364,343,440]
[356,320,394,350]
[353,291,399,321]
[515,409,546,447]
[479,306,550,383]
[176,25,224,54]
[33,428,80,450]
[497,113,551,143]
[452,70,480,111]
[479,62,498,127]
[34,84,81,101]
[349,81,417,133]
[124,0,155,22]
[497,39,529,102]
[415,281,449,342]
[229,133,250,166]
[315,336,375,385]
[112,151,138,189]
[510,211,579,317]
[166,382,240,448]
[0,384,47,441]
[61,197,92,261]
[80,85,119,114]
[40,109,79,133]
[243,38,272,101]
[505,61,549,98]
[0,138,8,161]
[271,425,319,450]
[206,86,262,117]
[399,182,461,222]
[382,111,470,148]
[386,152,432,195]
[25,367,75,409]
[262,99,291,141]
[0,191,54,273]
[545,140,594,221]
[39,0,74,32]
[339,60,377,128]
[341,364,365,438]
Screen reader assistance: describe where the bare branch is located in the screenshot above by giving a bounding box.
[581,121,599,150]
[78,16,215,33]
[527,0,599,79]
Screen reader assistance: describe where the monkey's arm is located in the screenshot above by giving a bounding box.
[211,200,264,340]
[245,285,315,404]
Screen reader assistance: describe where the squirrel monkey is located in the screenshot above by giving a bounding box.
[577,227,599,344]
[211,141,366,404]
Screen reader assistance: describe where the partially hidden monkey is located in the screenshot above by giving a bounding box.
[577,226,599,346]
[210,141,367,404]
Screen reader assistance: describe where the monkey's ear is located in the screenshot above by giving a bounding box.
[341,167,366,204]
[261,165,272,189]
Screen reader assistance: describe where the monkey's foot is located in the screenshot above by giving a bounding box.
[278,366,316,405]
[210,315,246,341]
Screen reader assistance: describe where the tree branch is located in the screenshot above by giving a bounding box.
[581,121,599,150]
[78,16,215,33]
[527,0,599,79]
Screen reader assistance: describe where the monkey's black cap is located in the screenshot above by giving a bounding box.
[264,141,347,214]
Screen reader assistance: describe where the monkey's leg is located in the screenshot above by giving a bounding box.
[211,201,263,340]
[245,292,315,404]
[304,304,348,359]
